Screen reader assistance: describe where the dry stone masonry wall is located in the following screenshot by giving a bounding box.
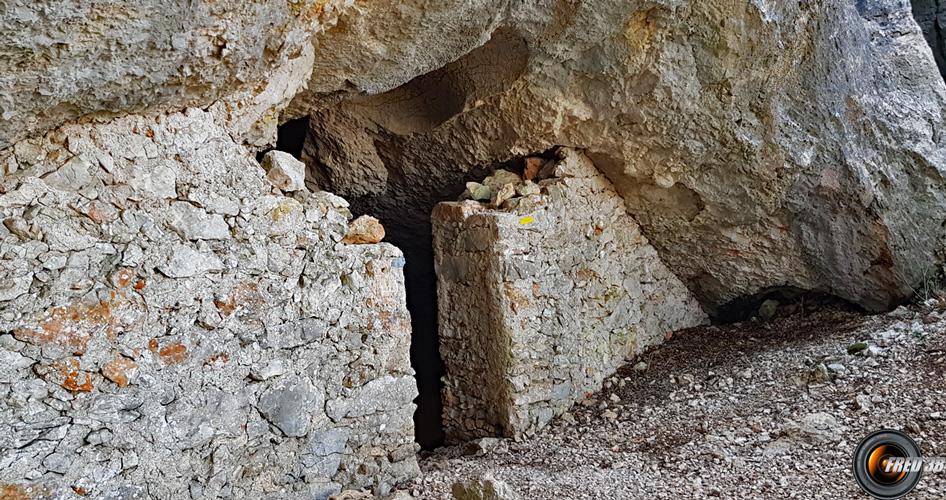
[434,149,708,442]
[0,109,417,498]
[2,0,946,496]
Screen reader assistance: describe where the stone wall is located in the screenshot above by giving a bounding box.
[0,109,417,498]
[433,149,707,442]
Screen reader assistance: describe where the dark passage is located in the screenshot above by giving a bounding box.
[712,287,861,324]
[285,120,488,447]
[912,0,946,79]
[257,116,310,162]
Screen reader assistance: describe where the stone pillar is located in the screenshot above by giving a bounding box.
[433,149,708,442]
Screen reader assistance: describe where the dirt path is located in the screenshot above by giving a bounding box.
[406,303,946,499]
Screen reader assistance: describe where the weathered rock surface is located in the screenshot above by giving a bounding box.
[0,0,353,150]
[293,0,946,315]
[0,109,417,498]
[434,149,707,441]
[262,150,309,192]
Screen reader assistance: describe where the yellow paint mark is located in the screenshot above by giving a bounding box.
[519,216,535,225]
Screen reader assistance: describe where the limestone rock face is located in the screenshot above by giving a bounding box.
[0,109,417,497]
[434,150,707,441]
[293,0,946,314]
[0,0,353,150]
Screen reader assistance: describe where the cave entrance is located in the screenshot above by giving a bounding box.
[282,111,534,448]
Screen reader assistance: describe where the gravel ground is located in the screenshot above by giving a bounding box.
[398,300,946,499]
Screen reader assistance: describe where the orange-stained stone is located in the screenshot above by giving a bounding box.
[214,282,263,317]
[205,352,230,366]
[101,356,138,387]
[13,297,120,354]
[86,203,106,224]
[158,343,188,364]
[54,358,94,393]
[0,483,30,500]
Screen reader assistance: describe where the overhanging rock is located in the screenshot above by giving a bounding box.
[0,109,417,498]
[433,149,708,442]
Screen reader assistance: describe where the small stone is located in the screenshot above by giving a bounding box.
[331,490,374,500]
[343,215,385,244]
[758,299,779,321]
[159,245,224,278]
[609,393,620,403]
[42,155,94,192]
[168,201,230,240]
[464,182,492,201]
[462,437,503,456]
[261,150,307,192]
[491,183,516,208]
[249,360,287,381]
[855,395,872,411]
[258,378,319,437]
[499,197,520,210]
[516,180,541,197]
[847,342,869,355]
[826,363,847,377]
[101,356,138,387]
[42,452,73,474]
[0,272,32,302]
[602,410,618,420]
[3,217,33,240]
[889,306,913,319]
[451,474,521,500]
[482,169,522,191]
[784,412,842,444]
[633,361,648,372]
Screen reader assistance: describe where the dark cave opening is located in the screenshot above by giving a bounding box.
[711,286,862,324]
[257,116,310,162]
[367,154,551,450]
[274,116,310,159]
[911,0,946,80]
